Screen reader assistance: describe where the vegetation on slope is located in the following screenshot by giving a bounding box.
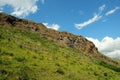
[0,12,98,55]
[0,26,120,80]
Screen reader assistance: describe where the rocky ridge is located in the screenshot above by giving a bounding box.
[0,12,98,54]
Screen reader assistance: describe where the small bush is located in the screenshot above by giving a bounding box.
[104,72,108,76]
[99,61,120,72]
[56,68,65,75]
[14,56,26,62]
[0,69,8,75]
[94,72,98,76]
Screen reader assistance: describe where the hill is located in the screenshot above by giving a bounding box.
[0,12,98,54]
[0,13,120,80]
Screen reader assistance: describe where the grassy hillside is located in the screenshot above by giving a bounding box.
[0,26,120,80]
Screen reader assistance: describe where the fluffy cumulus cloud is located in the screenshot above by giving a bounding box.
[75,5,105,29]
[105,7,120,16]
[43,23,60,30]
[0,0,38,17]
[86,36,120,59]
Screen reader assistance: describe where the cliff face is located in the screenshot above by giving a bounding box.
[0,12,98,54]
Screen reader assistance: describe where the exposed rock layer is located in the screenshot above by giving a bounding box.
[0,13,98,54]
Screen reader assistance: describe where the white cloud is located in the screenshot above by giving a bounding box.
[99,4,106,12]
[106,50,120,59]
[105,7,120,16]
[75,5,105,29]
[75,5,120,29]
[86,36,120,59]
[41,0,45,4]
[0,0,38,17]
[43,23,60,30]
[75,14,101,29]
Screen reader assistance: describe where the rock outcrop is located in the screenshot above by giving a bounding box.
[0,12,98,54]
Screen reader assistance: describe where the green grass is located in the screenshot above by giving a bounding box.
[0,26,120,80]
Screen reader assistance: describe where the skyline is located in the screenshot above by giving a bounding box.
[0,0,120,59]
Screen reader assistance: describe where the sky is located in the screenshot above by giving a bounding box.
[0,0,120,59]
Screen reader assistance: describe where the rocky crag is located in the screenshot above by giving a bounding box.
[0,12,98,54]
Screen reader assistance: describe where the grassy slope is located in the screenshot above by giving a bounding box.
[0,26,120,80]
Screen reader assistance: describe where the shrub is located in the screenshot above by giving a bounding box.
[14,56,26,62]
[99,61,120,72]
[104,72,108,76]
[56,68,65,75]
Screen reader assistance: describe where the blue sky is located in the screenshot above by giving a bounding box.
[0,0,120,59]
[31,0,120,40]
